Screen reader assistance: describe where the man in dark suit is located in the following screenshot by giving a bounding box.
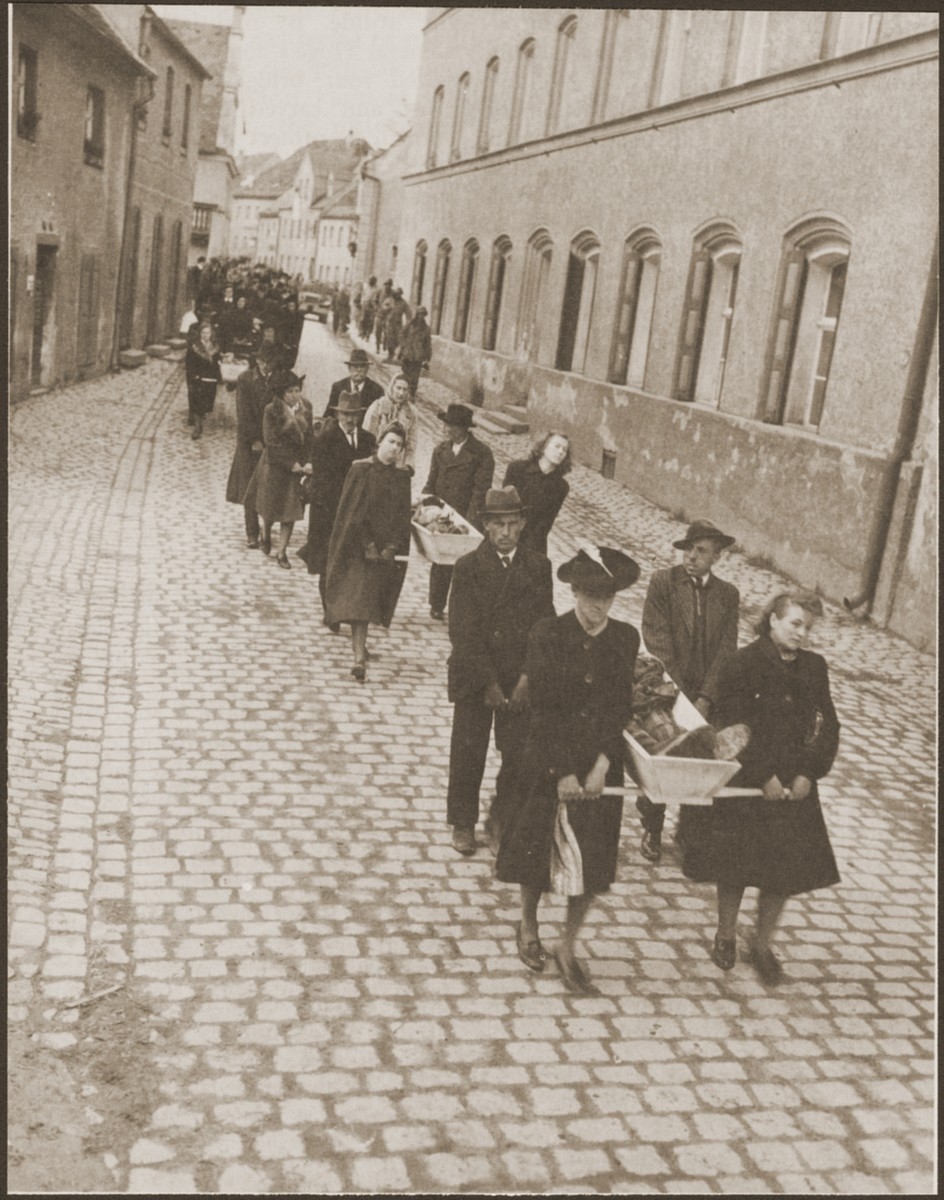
[298,392,376,628]
[225,347,277,546]
[423,403,495,621]
[323,347,384,428]
[637,519,740,861]
[446,486,555,856]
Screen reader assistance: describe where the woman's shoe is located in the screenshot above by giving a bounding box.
[710,934,737,971]
[191,421,202,440]
[748,944,783,986]
[351,663,366,682]
[276,553,290,569]
[551,949,601,996]
[261,535,272,556]
[246,538,260,549]
[515,922,545,972]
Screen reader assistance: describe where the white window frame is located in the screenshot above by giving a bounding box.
[694,240,741,408]
[783,242,848,428]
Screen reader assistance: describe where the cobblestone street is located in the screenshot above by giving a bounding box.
[7,321,936,1194]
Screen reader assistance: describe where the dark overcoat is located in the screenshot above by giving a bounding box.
[496,612,639,894]
[681,635,841,895]
[243,397,313,524]
[225,364,270,504]
[323,375,385,424]
[447,541,555,703]
[642,564,739,701]
[299,422,376,576]
[502,458,569,557]
[324,457,412,627]
[424,434,495,531]
[184,343,221,416]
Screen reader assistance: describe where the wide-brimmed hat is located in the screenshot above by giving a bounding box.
[480,486,526,518]
[437,403,474,429]
[673,519,735,550]
[558,543,640,594]
[346,348,371,368]
[336,390,367,414]
[268,368,305,395]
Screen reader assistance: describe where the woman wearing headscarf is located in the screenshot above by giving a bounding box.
[362,373,418,474]
[502,430,572,557]
[496,544,640,995]
[184,321,222,439]
[681,590,840,986]
[324,423,412,681]
[243,369,313,567]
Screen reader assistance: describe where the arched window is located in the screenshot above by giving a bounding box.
[722,11,769,86]
[673,222,743,406]
[477,57,499,154]
[761,219,852,428]
[556,230,600,374]
[411,240,428,306]
[454,239,480,343]
[508,39,535,145]
[592,11,625,124]
[483,236,512,352]
[427,85,444,168]
[430,239,452,335]
[609,228,661,389]
[518,229,553,360]
[162,66,174,139]
[450,73,470,163]
[546,15,577,135]
[649,10,691,107]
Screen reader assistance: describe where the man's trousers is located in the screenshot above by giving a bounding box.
[446,696,526,829]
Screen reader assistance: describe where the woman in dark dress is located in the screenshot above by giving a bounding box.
[502,431,571,557]
[682,590,840,985]
[324,423,412,681]
[184,322,222,440]
[496,544,640,995]
[243,369,313,567]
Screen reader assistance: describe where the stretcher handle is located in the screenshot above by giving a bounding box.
[596,786,767,799]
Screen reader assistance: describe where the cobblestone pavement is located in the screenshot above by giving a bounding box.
[8,322,935,1194]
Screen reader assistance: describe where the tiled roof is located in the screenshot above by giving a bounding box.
[68,5,155,78]
[145,8,213,80]
[236,152,282,186]
[164,17,229,151]
[235,137,371,199]
[315,176,360,219]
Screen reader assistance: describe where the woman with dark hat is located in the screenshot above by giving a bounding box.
[184,320,222,439]
[496,543,641,995]
[681,590,840,985]
[502,430,572,557]
[324,422,412,680]
[242,369,313,567]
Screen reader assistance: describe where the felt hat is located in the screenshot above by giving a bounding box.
[557,542,640,594]
[672,519,735,550]
[336,390,367,414]
[414,306,428,317]
[480,486,525,517]
[268,368,305,395]
[346,348,371,367]
[437,403,474,429]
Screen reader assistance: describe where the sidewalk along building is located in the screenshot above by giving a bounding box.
[165,7,245,266]
[399,9,939,650]
[10,4,153,400]
[112,6,210,350]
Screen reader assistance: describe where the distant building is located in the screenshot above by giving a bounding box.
[357,129,412,289]
[10,4,153,399]
[400,8,939,650]
[230,152,281,258]
[165,8,245,264]
[310,177,360,287]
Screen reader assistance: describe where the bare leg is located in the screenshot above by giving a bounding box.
[754,891,788,952]
[351,620,368,667]
[555,893,595,967]
[277,521,294,557]
[717,883,745,940]
[519,884,541,945]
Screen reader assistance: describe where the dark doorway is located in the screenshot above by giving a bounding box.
[555,251,585,371]
[120,207,142,350]
[146,213,164,344]
[31,243,57,385]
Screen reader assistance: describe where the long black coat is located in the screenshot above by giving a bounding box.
[502,458,569,557]
[682,635,841,896]
[184,343,221,416]
[225,364,270,504]
[447,541,555,703]
[496,612,639,894]
[299,422,376,576]
[323,376,385,426]
[243,397,313,524]
[424,434,495,531]
[324,456,412,627]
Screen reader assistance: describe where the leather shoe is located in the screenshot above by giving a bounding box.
[276,553,291,569]
[748,944,783,986]
[710,934,737,971]
[261,534,272,556]
[515,922,545,972]
[351,663,366,682]
[246,538,260,549]
[640,829,662,862]
[483,814,502,854]
[551,950,600,996]
[451,825,476,856]
[430,608,445,621]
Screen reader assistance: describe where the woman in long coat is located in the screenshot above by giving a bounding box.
[496,544,640,995]
[184,321,222,439]
[682,590,840,985]
[502,431,572,557]
[324,423,412,681]
[243,369,313,567]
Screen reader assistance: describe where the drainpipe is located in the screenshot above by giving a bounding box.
[110,75,153,369]
[843,232,938,614]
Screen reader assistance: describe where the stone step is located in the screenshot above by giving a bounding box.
[118,350,147,369]
[473,413,512,436]
[478,408,529,434]
[145,343,171,358]
[503,404,529,421]
[167,337,188,351]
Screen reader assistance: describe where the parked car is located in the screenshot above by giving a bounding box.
[299,286,332,324]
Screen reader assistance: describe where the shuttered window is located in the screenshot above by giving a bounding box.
[672,248,711,400]
[483,238,512,352]
[609,233,661,387]
[453,240,479,343]
[430,240,451,335]
[411,241,428,306]
[76,254,100,367]
[427,86,444,168]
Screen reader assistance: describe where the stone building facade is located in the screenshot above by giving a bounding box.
[10,4,153,400]
[399,8,939,649]
[357,130,412,289]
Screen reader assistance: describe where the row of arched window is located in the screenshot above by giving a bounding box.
[410,217,851,429]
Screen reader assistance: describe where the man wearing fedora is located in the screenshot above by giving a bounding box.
[298,391,376,629]
[637,519,741,861]
[323,347,384,428]
[423,403,495,621]
[446,485,555,855]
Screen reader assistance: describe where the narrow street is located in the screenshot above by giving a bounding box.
[7,321,935,1194]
